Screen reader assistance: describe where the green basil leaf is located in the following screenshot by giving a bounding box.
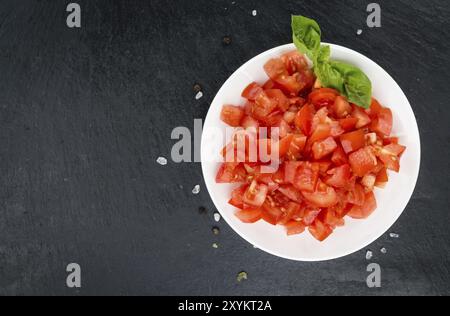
[330,61,372,109]
[291,15,321,60]
[314,46,345,92]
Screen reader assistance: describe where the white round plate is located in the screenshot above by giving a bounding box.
[201,43,421,261]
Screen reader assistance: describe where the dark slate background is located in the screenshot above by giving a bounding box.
[0,0,448,296]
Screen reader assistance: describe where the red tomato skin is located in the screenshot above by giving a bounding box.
[371,108,393,136]
[243,181,269,208]
[312,137,338,160]
[228,184,248,209]
[216,163,242,183]
[277,185,303,203]
[286,134,307,160]
[241,115,259,130]
[265,89,290,112]
[264,58,288,80]
[295,104,315,136]
[284,161,302,184]
[347,191,377,219]
[308,220,333,241]
[333,96,352,118]
[278,202,302,225]
[309,88,339,108]
[339,117,358,131]
[293,163,319,193]
[242,82,263,100]
[347,183,366,206]
[301,182,338,208]
[220,105,245,127]
[349,147,378,177]
[331,145,348,166]
[235,209,262,223]
[261,201,283,225]
[285,220,306,236]
[352,106,371,128]
[340,129,366,154]
[325,164,352,188]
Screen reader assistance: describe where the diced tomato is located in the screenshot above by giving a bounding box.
[263,79,276,90]
[347,191,377,219]
[293,162,319,193]
[265,89,290,112]
[252,91,277,120]
[278,185,303,203]
[216,163,246,183]
[309,220,333,241]
[275,75,304,95]
[261,200,283,225]
[221,105,245,127]
[361,173,376,192]
[241,82,263,100]
[264,58,288,80]
[243,180,268,207]
[375,167,388,187]
[235,209,262,223]
[244,101,254,115]
[309,88,339,108]
[339,117,358,131]
[329,121,345,137]
[349,147,378,177]
[331,145,348,166]
[302,208,322,225]
[317,161,332,174]
[228,184,248,209]
[281,51,308,74]
[325,164,351,188]
[383,137,399,146]
[312,137,338,160]
[301,181,338,208]
[333,96,352,118]
[320,209,345,228]
[383,144,407,156]
[376,144,406,172]
[304,123,331,155]
[276,134,294,159]
[352,106,371,128]
[366,98,383,118]
[340,129,366,154]
[284,221,306,236]
[286,134,307,160]
[241,115,259,130]
[278,202,302,225]
[347,183,366,206]
[294,104,315,136]
[370,108,393,136]
[284,161,302,183]
[275,119,292,138]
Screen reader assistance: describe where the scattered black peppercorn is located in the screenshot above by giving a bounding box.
[198,206,207,215]
[222,36,232,46]
[193,83,202,93]
[212,226,220,235]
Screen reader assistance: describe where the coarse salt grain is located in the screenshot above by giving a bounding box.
[389,233,399,238]
[195,91,203,100]
[214,212,221,222]
[252,10,257,16]
[192,185,200,195]
[156,157,167,165]
[366,250,373,260]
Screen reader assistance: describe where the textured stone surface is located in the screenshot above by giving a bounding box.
[0,0,448,295]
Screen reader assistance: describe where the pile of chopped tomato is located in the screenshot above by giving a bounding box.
[217,50,406,242]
